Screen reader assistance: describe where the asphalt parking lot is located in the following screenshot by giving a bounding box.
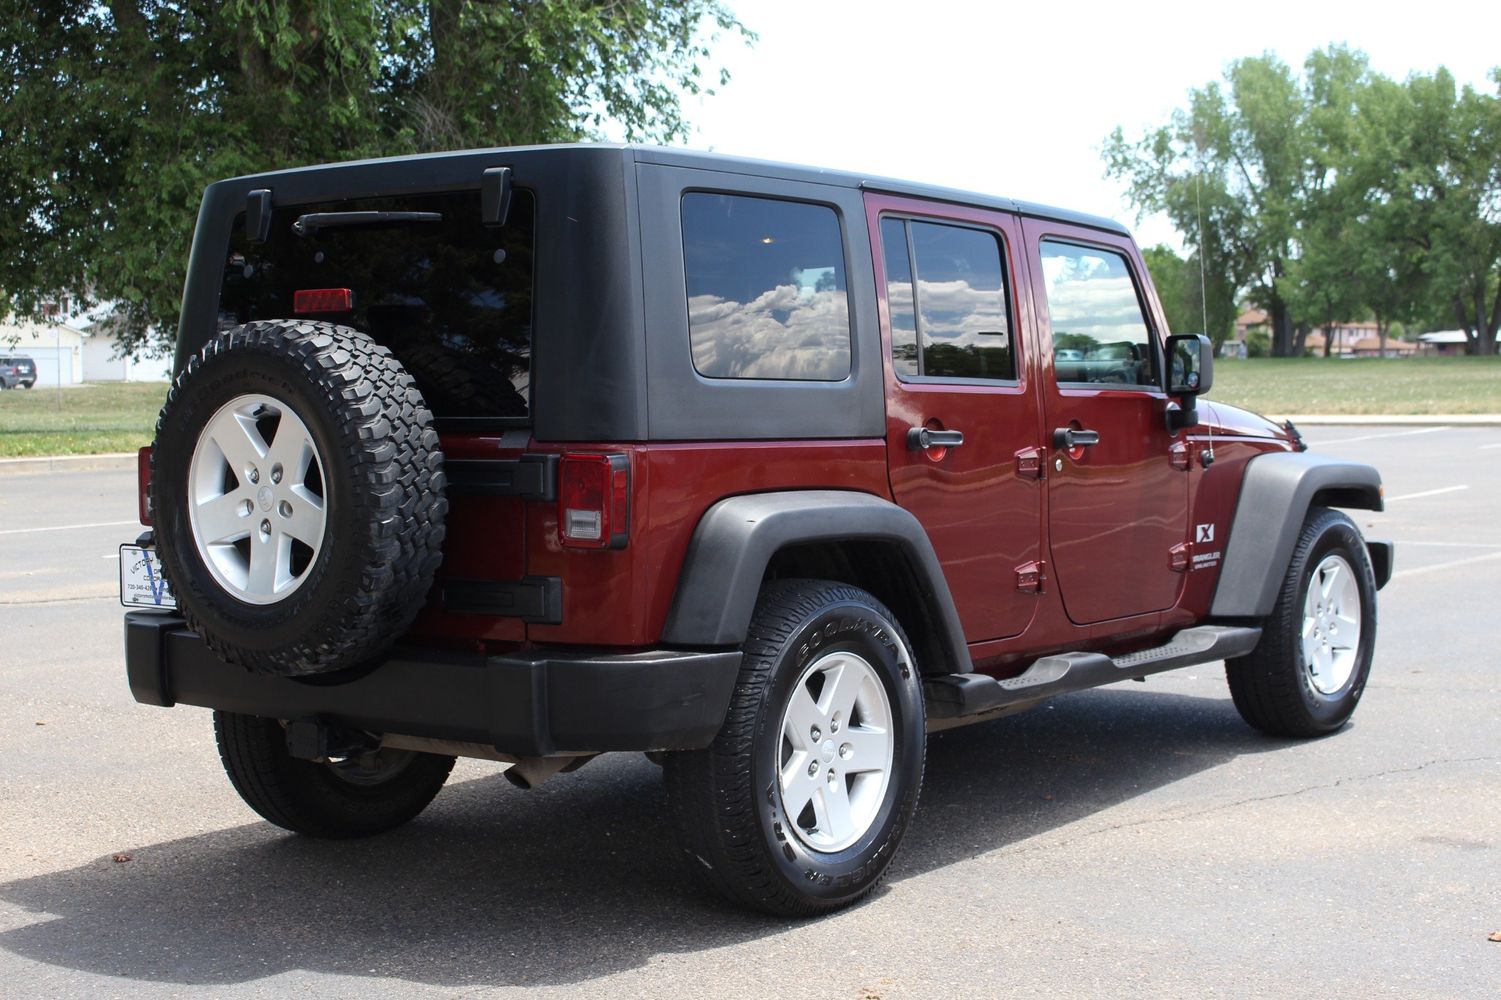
[1,425,1498,999]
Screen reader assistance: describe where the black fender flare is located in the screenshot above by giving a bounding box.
[660,490,972,673]
[1210,451,1385,618]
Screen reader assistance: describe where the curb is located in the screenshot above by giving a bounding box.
[1268,415,1501,426]
[0,452,138,475]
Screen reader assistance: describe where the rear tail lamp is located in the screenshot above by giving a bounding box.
[137,446,153,526]
[558,453,630,549]
[293,287,354,314]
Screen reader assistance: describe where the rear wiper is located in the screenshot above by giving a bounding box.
[292,211,442,236]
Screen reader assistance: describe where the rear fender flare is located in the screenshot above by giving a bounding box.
[661,491,972,673]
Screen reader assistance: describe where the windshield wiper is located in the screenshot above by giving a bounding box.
[292,211,442,237]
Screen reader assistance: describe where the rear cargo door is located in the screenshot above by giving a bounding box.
[868,194,1044,643]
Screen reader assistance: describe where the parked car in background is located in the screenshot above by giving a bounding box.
[0,355,37,389]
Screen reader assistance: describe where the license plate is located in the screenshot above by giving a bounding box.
[120,545,176,609]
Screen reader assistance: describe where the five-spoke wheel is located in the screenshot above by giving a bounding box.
[188,393,328,604]
[663,579,925,916]
[1228,507,1377,737]
[777,650,894,853]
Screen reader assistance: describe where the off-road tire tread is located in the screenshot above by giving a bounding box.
[663,579,924,917]
[214,711,455,838]
[1226,507,1376,737]
[152,320,446,675]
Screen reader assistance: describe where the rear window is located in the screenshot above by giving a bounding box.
[220,188,535,421]
[681,192,851,381]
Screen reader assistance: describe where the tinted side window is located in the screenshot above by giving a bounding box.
[1040,241,1157,387]
[880,218,1015,381]
[682,193,851,381]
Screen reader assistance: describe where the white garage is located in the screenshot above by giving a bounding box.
[18,346,80,387]
[1,318,84,386]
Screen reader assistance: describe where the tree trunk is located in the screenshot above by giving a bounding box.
[1376,314,1387,359]
[1483,276,1501,356]
[1322,323,1334,358]
[1270,299,1294,357]
[1293,323,1311,357]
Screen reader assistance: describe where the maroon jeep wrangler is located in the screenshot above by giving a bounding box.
[122,144,1392,916]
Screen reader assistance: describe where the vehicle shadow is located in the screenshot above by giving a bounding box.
[0,686,1294,989]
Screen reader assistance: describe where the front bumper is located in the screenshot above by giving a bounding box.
[124,612,741,757]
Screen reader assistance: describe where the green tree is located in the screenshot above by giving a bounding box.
[0,1,750,355]
[1106,52,1325,357]
[1107,47,1501,358]
[1142,243,1236,347]
[1359,69,1501,355]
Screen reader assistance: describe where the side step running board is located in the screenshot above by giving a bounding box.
[925,625,1262,722]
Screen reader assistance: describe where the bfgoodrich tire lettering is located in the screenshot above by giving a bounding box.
[663,579,925,916]
[151,320,447,676]
[1226,507,1378,737]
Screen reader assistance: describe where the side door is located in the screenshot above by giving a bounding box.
[869,195,1044,643]
[1022,219,1188,625]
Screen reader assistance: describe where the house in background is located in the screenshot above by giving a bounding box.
[3,297,170,384]
[72,304,171,381]
[1229,309,1417,357]
[0,309,84,386]
[1416,330,1470,356]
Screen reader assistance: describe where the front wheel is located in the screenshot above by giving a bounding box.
[663,580,925,916]
[214,711,455,838]
[1226,507,1378,737]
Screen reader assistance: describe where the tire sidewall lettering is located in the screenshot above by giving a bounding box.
[1296,519,1376,722]
[754,599,922,903]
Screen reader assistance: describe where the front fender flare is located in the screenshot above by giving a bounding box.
[1210,451,1384,618]
[661,490,972,673]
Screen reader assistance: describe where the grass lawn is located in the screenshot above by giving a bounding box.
[0,382,167,457]
[1208,356,1500,416]
[0,357,1496,457]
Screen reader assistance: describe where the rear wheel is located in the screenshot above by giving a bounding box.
[214,711,455,838]
[1226,507,1377,737]
[663,580,925,916]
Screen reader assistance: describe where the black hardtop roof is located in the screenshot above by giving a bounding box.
[212,143,1129,237]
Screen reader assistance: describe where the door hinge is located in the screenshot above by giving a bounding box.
[1169,542,1191,572]
[1015,560,1047,593]
[1169,441,1190,471]
[1015,446,1044,480]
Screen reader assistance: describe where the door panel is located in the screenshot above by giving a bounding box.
[1024,223,1188,625]
[869,195,1043,643]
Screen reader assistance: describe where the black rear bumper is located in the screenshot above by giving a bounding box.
[124,612,741,757]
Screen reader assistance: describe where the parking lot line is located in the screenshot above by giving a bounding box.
[0,519,138,537]
[1315,426,1450,445]
[1393,539,1501,550]
[1392,550,1501,581]
[1384,485,1469,503]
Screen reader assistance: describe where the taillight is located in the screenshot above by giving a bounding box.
[137,446,152,526]
[558,453,630,549]
[293,288,354,314]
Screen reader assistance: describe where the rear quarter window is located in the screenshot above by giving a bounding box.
[681,192,851,381]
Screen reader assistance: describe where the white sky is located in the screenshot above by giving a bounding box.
[668,0,1500,252]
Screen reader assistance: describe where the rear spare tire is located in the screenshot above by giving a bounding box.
[151,320,447,675]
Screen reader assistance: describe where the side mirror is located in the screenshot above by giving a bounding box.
[1166,333,1213,397]
[1164,334,1213,434]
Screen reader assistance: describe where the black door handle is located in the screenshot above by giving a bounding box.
[1053,427,1101,449]
[907,427,965,451]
